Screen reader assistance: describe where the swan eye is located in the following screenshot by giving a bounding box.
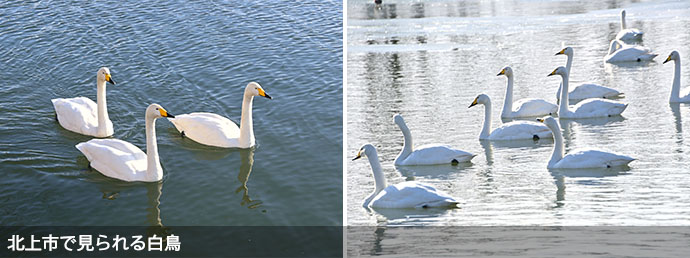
[156,108,159,110]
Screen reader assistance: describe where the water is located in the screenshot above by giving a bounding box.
[0,0,342,226]
[347,0,690,227]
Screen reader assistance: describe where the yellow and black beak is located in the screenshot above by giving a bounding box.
[105,74,116,85]
[555,48,566,56]
[258,88,272,99]
[547,69,558,77]
[159,108,175,118]
[663,55,673,64]
[536,118,545,123]
[496,69,505,76]
[469,98,478,108]
[352,149,363,161]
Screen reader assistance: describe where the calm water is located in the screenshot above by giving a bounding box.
[347,0,690,227]
[0,0,342,226]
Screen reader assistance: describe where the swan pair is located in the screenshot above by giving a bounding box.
[616,10,644,43]
[548,66,627,118]
[555,47,622,101]
[53,68,272,182]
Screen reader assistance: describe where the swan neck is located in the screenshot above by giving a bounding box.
[480,100,492,139]
[621,13,627,30]
[368,150,387,192]
[145,115,162,181]
[565,53,573,73]
[501,75,514,118]
[559,73,570,116]
[239,94,255,148]
[671,58,681,101]
[548,123,565,168]
[96,79,108,136]
[394,122,413,165]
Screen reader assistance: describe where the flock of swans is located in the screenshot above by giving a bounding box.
[353,10,689,210]
[52,68,272,182]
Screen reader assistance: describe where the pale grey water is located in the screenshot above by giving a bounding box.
[347,0,690,227]
[0,1,342,227]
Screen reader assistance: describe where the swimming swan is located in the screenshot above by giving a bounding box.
[555,47,622,101]
[604,40,657,63]
[497,67,557,118]
[537,116,635,169]
[616,10,644,43]
[393,114,474,165]
[76,104,175,182]
[51,67,116,137]
[663,51,690,103]
[548,67,627,118]
[469,94,553,141]
[169,82,272,148]
[353,144,459,209]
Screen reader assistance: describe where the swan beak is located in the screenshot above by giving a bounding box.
[663,55,672,64]
[105,74,116,85]
[159,108,175,118]
[352,150,363,161]
[496,69,505,76]
[536,118,545,123]
[555,48,566,56]
[547,69,557,76]
[258,88,272,99]
[469,99,478,108]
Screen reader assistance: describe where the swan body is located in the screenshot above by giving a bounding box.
[555,47,623,101]
[354,144,459,209]
[393,114,474,165]
[51,67,116,137]
[664,51,690,103]
[169,82,272,148]
[604,40,657,63]
[549,67,627,118]
[76,104,174,182]
[469,94,553,141]
[537,116,634,169]
[497,67,557,118]
[616,10,644,43]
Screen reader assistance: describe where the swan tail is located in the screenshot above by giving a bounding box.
[417,200,459,209]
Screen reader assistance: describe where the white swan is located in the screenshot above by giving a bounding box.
[353,144,459,209]
[616,10,644,43]
[604,40,657,63]
[468,94,553,141]
[51,67,116,137]
[76,104,174,182]
[555,47,622,101]
[537,116,634,169]
[664,51,690,103]
[548,67,627,118]
[168,82,272,148]
[497,67,557,118]
[393,114,474,165]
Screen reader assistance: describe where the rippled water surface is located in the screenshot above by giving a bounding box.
[347,0,690,226]
[0,1,342,226]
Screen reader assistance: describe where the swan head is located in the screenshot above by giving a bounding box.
[547,66,568,77]
[146,103,175,120]
[97,67,115,85]
[664,51,680,64]
[469,94,490,108]
[245,82,272,99]
[393,114,406,126]
[352,144,376,161]
[536,116,559,130]
[555,47,573,56]
[621,9,626,18]
[496,66,513,77]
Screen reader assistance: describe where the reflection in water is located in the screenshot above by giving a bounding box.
[548,167,628,209]
[370,226,386,256]
[236,148,262,209]
[98,181,165,228]
[371,207,452,222]
[479,140,494,165]
[670,103,683,147]
[395,163,471,179]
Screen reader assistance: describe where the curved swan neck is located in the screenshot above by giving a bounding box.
[548,122,565,168]
[480,100,492,139]
[501,74,514,118]
[96,79,108,137]
[394,121,413,165]
[145,115,163,181]
[364,149,387,207]
[238,93,255,148]
[671,57,682,102]
[558,52,573,101]
[558,73,570,116]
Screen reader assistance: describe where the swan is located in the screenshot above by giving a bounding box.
[393,114,474,165]
[548,67,627,118]
[497,67,557,118]
[604,40,657,63]
[76,104,175,182]
[168,82,272,148]
[537,116,635,169]
[468,94,553,140]
[663,51,690,103]
[353,144,459,209]
[555,47,622,101]
[51,67,116,137]
[616,10,644,43]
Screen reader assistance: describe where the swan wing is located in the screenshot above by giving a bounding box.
[371,181,459,209]
[401,144,475,165]
[168,112,240,148]
[51,97,102,136]
[511,98,558,117]
[554,148,635,169]
[75,139,149,181]
[572,99,627,117]
[606,46,657,62]
[569,84,622,100]
[488,121,552,140]
[616,29,643,42]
